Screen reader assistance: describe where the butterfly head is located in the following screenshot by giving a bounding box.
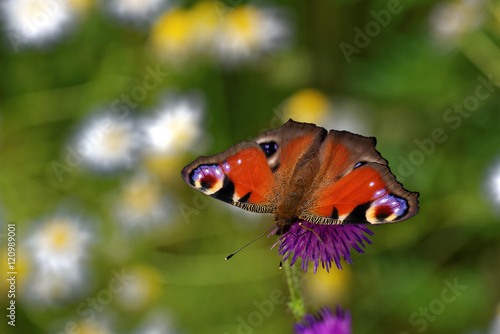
[274,217,293,236]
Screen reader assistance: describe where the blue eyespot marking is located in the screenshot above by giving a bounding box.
[372,191,408,218]
[191,164,224,190]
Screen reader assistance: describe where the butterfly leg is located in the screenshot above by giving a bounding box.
[297,222,324,244]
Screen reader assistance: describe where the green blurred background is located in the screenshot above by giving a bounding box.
[1,0,499,333]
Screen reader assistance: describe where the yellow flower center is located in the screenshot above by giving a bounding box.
[44,220,74,249]
[103,127,128,152]
[152,9,193,50]
[226,6,260,45]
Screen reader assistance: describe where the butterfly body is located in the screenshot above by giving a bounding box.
[274,141,323,234]
[181,120,419,234]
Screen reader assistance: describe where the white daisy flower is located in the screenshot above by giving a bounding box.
[141,92,204,156]
[429,0,484,47]
[216,5,292,65]
[23,211,93,303]
[26,211,93,273]
[106,0,168,24]
[1,0,76,50]
[71,112,140,173]
[112,172,173,231]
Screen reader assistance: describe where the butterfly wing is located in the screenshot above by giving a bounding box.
[181,119,327,213]
[182,142,278,213]
[299,130,419,225]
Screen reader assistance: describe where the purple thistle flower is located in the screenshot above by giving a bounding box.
[295,307,351,334]
[270,220,374,273]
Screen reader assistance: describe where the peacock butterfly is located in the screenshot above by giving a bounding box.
[181,119,419,235]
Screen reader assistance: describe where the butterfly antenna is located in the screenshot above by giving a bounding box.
[225,225,276,260]
[298,222,324,244]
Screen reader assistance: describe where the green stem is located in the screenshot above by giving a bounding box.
[283,260,305,321]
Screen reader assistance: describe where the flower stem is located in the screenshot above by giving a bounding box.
[283,260,305,321]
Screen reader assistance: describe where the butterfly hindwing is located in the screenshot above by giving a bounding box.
[300,130,419,225]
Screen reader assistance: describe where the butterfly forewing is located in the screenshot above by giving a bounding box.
[181,142,277,213]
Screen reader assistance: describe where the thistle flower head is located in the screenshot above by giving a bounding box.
[271,220,373,273]
[295,307,351,334]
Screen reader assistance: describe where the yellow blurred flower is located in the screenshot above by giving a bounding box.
[0,246,30,299]
[142,154,180,181]
[283,88,332,124]
[225,6,260,48]
[115,264,162,311]
[112,172,173,231]
[281,91,371,135]
[303,266,352,307]
[151,8,195,63]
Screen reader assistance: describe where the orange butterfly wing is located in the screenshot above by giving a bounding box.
[300,130,419,225]
[181,142,277,213]
[181,120,327,214]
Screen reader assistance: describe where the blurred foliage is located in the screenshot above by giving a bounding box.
[1,0,500,333]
